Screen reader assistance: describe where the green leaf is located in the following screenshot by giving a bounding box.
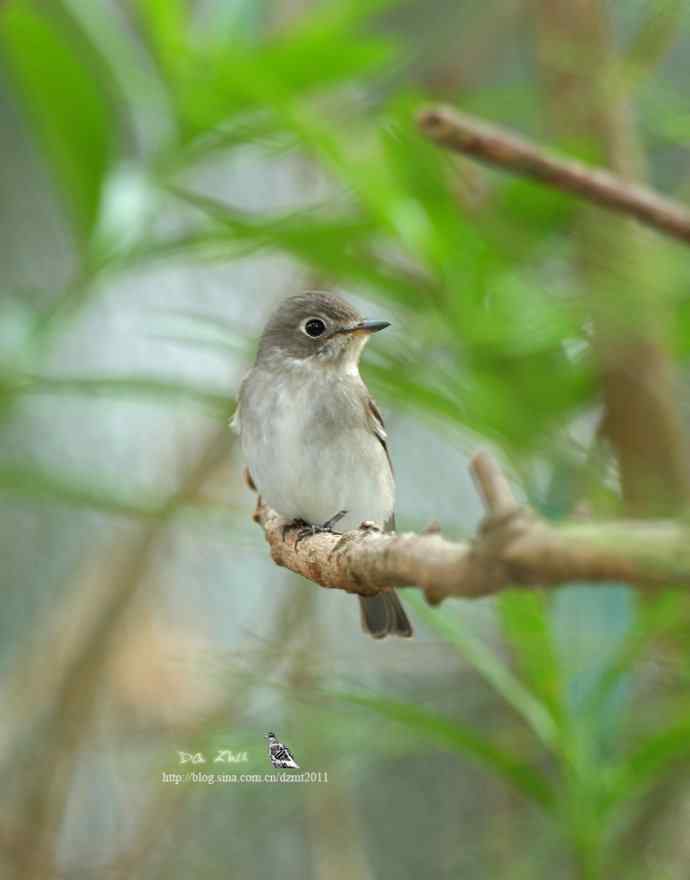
[0,453,238,519]
[169,189,433,307]
[499,591,563,723]
[0,465,166,518]
[336,690,554,809]
[130,0,187,79]
[604,714,690,814]
[584,592,689,720]
[20,374,233,417]
[493,176,575,256]
[364,356,466,425]
[405,593,560,749]
[0,2,113,242]
[170,0,397,137]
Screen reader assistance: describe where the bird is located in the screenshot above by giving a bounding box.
[232,291,412,638]
[266,731,300,769]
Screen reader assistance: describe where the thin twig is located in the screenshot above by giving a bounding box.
[417,106,690,246]
[469,450,518,516]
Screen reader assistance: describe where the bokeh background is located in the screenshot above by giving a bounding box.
[2,0,690,877]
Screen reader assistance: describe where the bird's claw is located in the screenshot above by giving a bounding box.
[294,524,320,547]
[322,509,348,531]
[292,510,348,548]
[281,518,307,541]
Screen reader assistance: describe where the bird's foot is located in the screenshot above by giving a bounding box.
[322,509,348,531]
[292,510,348,548]
[281,518,307,541]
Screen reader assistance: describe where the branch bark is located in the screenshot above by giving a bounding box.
[417,105,690,247]
[251,453,690,605]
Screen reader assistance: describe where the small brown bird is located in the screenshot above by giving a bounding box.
[232,292,412,638]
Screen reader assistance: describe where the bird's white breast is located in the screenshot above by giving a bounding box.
[238,362,394,531]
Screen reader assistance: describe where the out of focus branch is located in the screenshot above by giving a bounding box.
[11,430,231,880]
[417,106,690,246]
[251,452,690,605]
[530,0,690,518]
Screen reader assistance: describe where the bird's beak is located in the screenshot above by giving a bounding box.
[349,319,390,335]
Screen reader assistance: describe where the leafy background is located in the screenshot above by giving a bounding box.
[1,0,690,878]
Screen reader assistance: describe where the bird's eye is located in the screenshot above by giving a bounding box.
[303,318,326,338]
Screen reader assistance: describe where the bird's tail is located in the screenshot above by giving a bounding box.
[359,592,413,639]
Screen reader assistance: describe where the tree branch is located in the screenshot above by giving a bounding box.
[417,105,690,246]
[250,452,690,605]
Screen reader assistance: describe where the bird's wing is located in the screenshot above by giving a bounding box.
[272,743,299,767]
[365,396,396,532]
[230,370,252,434]
[366,396,393,474]
[229,402,241,434]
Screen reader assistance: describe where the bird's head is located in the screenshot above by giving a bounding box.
[256,292,389,373]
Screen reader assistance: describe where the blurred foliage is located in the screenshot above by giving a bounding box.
[2,0,690,878]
